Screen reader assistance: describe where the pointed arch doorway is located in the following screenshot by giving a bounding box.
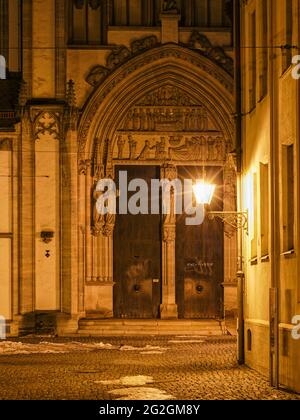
[78,44,236,321]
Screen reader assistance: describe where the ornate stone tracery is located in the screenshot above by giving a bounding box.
[32,111,61,141]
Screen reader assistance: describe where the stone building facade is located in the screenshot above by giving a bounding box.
[240,0,300,393]
[1,0,299,393]
[0,0,237,334]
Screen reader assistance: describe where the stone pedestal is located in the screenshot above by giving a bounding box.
[84,283,114,318]
[160,303,178,320]
[56,313,82,336]
[160,13,181,44]
[161,231,178,319]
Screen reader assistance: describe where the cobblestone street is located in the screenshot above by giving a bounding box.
[0,336,299,400]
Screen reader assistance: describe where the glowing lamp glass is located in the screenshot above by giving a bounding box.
[193,182,216,205]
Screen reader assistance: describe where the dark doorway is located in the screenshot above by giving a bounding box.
[113,166,162,319]
[176,166,224,319]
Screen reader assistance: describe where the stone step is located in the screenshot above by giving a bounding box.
[77,319,225,336]
[80,320,221,326]
[77,329,222,337]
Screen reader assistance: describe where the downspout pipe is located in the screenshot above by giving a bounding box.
[269,0,279,388]
[234,0,245,365]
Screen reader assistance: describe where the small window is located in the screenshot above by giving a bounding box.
[251,173,258,260]
[260,163,269,257]
[282,144,295,252]
[247,329,252,352]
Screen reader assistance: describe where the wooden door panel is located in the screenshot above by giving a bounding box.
[113,166,161,319]
[176,166,224,319]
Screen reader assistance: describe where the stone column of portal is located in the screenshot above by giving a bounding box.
[160,165,178,319]
[84,164,115,318]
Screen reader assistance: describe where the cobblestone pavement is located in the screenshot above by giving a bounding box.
[0,336,299,400]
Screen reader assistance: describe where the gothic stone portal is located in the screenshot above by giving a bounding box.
[88,84,235,320]
[88,85,231,319]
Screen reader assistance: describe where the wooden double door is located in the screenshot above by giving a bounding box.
[113,165,224,319]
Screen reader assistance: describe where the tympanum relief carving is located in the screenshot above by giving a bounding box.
[110,86,227,164]
[114,134,226,163]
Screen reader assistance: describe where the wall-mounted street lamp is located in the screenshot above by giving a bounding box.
[193,182,216,206]
[193,180,248,234]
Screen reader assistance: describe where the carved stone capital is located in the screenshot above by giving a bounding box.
[78,159,91,175]
[161,164,177,181]
[102,223,115,238]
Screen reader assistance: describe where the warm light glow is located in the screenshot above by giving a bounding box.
[193,181,216,205]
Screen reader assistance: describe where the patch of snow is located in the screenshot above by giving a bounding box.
[140,351,165,355]
[109,387,175,400]
[175,335,207,339]
[168,340,204,344]
[96,376,154,386]
[0,341,115,355]
[119,345,167,352]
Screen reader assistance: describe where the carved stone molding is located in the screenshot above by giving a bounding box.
[85,277,114,286]
[188,32,234,76]
[136,85,197,107]
[85,36,159,87]
[121,106,208,132]
[107,46,132,70]
[131,36,158,55]
[86,66,110,87]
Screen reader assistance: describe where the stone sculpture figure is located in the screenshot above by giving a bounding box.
[117,135,125,159]
[162,0,179,13]
[128,135,137,160]
[92,188,105,236]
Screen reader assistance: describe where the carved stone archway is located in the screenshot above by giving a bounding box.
[77,44,236,319]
